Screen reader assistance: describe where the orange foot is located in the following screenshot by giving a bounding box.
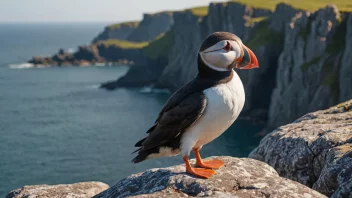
[183,156,216,179]
[196,159,224,169]
[186,167,216,179]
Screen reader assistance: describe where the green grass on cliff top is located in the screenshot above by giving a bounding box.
[97,39,149,49]
[188,6,209,16]
[231,0,352,12]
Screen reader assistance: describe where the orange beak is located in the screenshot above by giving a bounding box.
[235,45,259,69]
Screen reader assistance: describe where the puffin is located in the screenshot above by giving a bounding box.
[132,32,259,179]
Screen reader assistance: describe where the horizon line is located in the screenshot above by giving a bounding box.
[0,20,130,24]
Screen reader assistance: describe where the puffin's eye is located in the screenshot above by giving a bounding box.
[223,41,232,52]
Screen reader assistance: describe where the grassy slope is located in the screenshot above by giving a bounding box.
[143,32,174,59]
[232,0,352,12]
[96,31,174,54]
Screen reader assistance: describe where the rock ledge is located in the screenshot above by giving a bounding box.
[94,156,325,198]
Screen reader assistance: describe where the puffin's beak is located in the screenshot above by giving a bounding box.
[235,45,259,69]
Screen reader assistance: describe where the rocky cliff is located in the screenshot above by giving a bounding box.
[104,2,352,131]
[250,99,352,197]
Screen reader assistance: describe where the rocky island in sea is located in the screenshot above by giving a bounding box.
[21,1,352,197]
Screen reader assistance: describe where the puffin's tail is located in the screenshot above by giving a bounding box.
[131,151,148,163]
[131,146,159,163]
[132,137,157,163]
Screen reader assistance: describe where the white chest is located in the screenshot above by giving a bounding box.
[180,72,245,155]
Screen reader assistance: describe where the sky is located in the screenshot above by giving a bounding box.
[0,0,226,23]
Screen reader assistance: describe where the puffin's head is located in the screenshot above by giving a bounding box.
[199,32,259,72]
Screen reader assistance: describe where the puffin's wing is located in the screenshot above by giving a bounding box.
[138,91,207,150]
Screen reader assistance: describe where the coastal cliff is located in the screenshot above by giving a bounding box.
[26,1,352,131]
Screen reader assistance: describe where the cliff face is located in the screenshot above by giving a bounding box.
[127,12,174,42]
[267,5,348,130]
[92,21,139,43]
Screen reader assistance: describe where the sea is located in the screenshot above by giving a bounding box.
[0,23,263,197]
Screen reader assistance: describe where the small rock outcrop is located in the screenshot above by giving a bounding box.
[249,100,352,197]
[28,46,104,67]
[6,182,109,198]
[94,157,326,198]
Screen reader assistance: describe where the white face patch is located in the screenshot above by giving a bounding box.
[200,40,242,71]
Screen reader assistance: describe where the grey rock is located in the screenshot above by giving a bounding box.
[315,144,352,197]
[94,156,326,198]
[6,181,109,198]
[250,100,352,197]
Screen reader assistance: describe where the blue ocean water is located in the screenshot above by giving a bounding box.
[0,23,263,197]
